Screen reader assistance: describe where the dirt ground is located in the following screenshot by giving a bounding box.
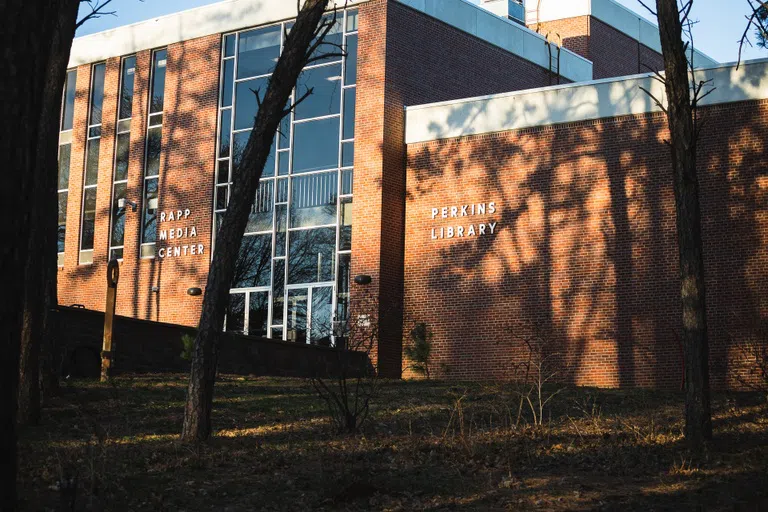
[17,375,768,511]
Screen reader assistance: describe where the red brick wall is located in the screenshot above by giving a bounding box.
[534,16,664,79]
[58,35,220,326]
[404,99,768,388]
[353,0,561,377]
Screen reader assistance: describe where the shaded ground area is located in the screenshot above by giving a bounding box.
[18,375,768,511]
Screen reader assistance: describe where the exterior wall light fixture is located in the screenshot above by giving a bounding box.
[354,274,372,285]
[117,198,138,212]
[187,287,203,296]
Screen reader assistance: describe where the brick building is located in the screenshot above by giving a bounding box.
[58,0,767,387]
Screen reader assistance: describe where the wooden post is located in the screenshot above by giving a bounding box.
[101,259,119,382]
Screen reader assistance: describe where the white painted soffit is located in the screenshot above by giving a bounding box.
[525,0,718,68]
[397,0,592,83]
[405,58,768,144]
[68,0,367,68]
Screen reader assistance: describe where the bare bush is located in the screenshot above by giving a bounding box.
[733,328,768,401]
[506,320,569,427]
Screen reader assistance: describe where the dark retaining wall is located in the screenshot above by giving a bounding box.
[55,306,369,379]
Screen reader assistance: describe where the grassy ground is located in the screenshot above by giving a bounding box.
[17,375,768,511]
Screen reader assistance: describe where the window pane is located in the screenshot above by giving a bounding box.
[246,180,274,233]
[341,141,354,168]
[62,70,77,131]
[346,9,359,32]
[219,109,232,158]
[310,15,343,65]
[290,171,337,228]
[237,26,281,79]
[141,244,156,258]
[310,286,334,346]
[249,291,269,337]
[272,259,285,325]
[276,178,288,203]
[217,159,230,185]
[58,143,71,190]
[235,77,267,130]
[81,187,97,251]
[142,178,158,243]
[287,227,335,284]
[233,234,272,288]
[295,64,341,120]
[111,182,127,247]
[221,59,234,107]
[341,169,353,195]
[275,205,287,256]
[278,151,289,176]
[85,138,100,186]
[119,56,136,120]
[287,289,308,343]
[110,248,124,261]
[224,34,236,58]
[336,253,351,323]
[58,192,68,253]
[150,50,167,113]
[146,127,162,177]
[344,35,358,86]
[339,196,352,251]
[115,133,130,182]
[89,63,106,126]
[292,117,339,173]
[343,88,356,139]
[227,293,246,334]
[278,103,291,149]
[216,185,228,210]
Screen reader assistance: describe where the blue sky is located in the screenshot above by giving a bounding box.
[77,0,765,63]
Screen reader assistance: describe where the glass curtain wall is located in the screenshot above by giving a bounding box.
[215,9,358,344]
[109,56,136,260]
[79,63,106,265]
[58,69,77,267]
[140,49,167,258]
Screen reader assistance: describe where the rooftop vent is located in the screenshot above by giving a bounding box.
[480,0,526,25]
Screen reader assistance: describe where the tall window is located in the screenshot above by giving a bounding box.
[109,56,136,260]
[140,49,167,258]
[216,9,358,343]
[58,69,77,267]
[79,62,106,265]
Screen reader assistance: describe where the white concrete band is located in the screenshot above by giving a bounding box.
[525,0,718,69]
[68,0,593,82]
[405,58,768,144]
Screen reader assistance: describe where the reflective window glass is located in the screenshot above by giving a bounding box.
[142,178,158,243]
[217,159,230,185]
[295,64,341,120]
[89,63,106,126]
[341,141,354,168]
[219,109,232,158]
[339,197,352,251]
[341,169,353,195]
[150,50,167,113]
[119,56,136,120]
[111,182,127,247]
[249,291,270,337]
[81,188,98,251]
[115,133,130,182]
[275,205,287,256]
[58,144,71,190]
[246,180,274,233]
[235,77,267,130]
[310,286,333,346]
[336,253,351,323]
[292,117,339,173]
[221,59,234,107]
[62,70,77,131]
[343,88,356,139]
[237,26,281,79]
[287,290,307,343]
[57,193,68,253]
[145,127,162,177]
[233,130,275,179]
[287,227,335,284]
[224,34,236,58]
[311,15,343,65]
[85,139,100,186]
[344,35,358,86]
[290,171,337,228]
[272,259,285,325]
[233,234,272,288]
[227,293,246,334]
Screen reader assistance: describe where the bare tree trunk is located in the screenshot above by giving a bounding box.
[654,0,712,448]
[19,0,80,426]
[1,0,79,506]
[181,0,333,442]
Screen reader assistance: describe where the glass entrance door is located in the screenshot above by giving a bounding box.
[226,289,269,337]
[286,285,334,346]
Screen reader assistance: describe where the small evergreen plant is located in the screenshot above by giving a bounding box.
[405,322,432,379]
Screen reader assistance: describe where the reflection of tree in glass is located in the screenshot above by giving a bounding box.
[232,234,272,288]
[287,227,335,284]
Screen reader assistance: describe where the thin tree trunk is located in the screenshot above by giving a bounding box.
[181,0,333,442]
[1,0,79,506]
[17,0,80,427]
[655,0,712,447]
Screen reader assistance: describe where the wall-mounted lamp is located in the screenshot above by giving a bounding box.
[187,287,203,296]
[117,198,138,212]
[354,274,372,285]
[151,286,160,293]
